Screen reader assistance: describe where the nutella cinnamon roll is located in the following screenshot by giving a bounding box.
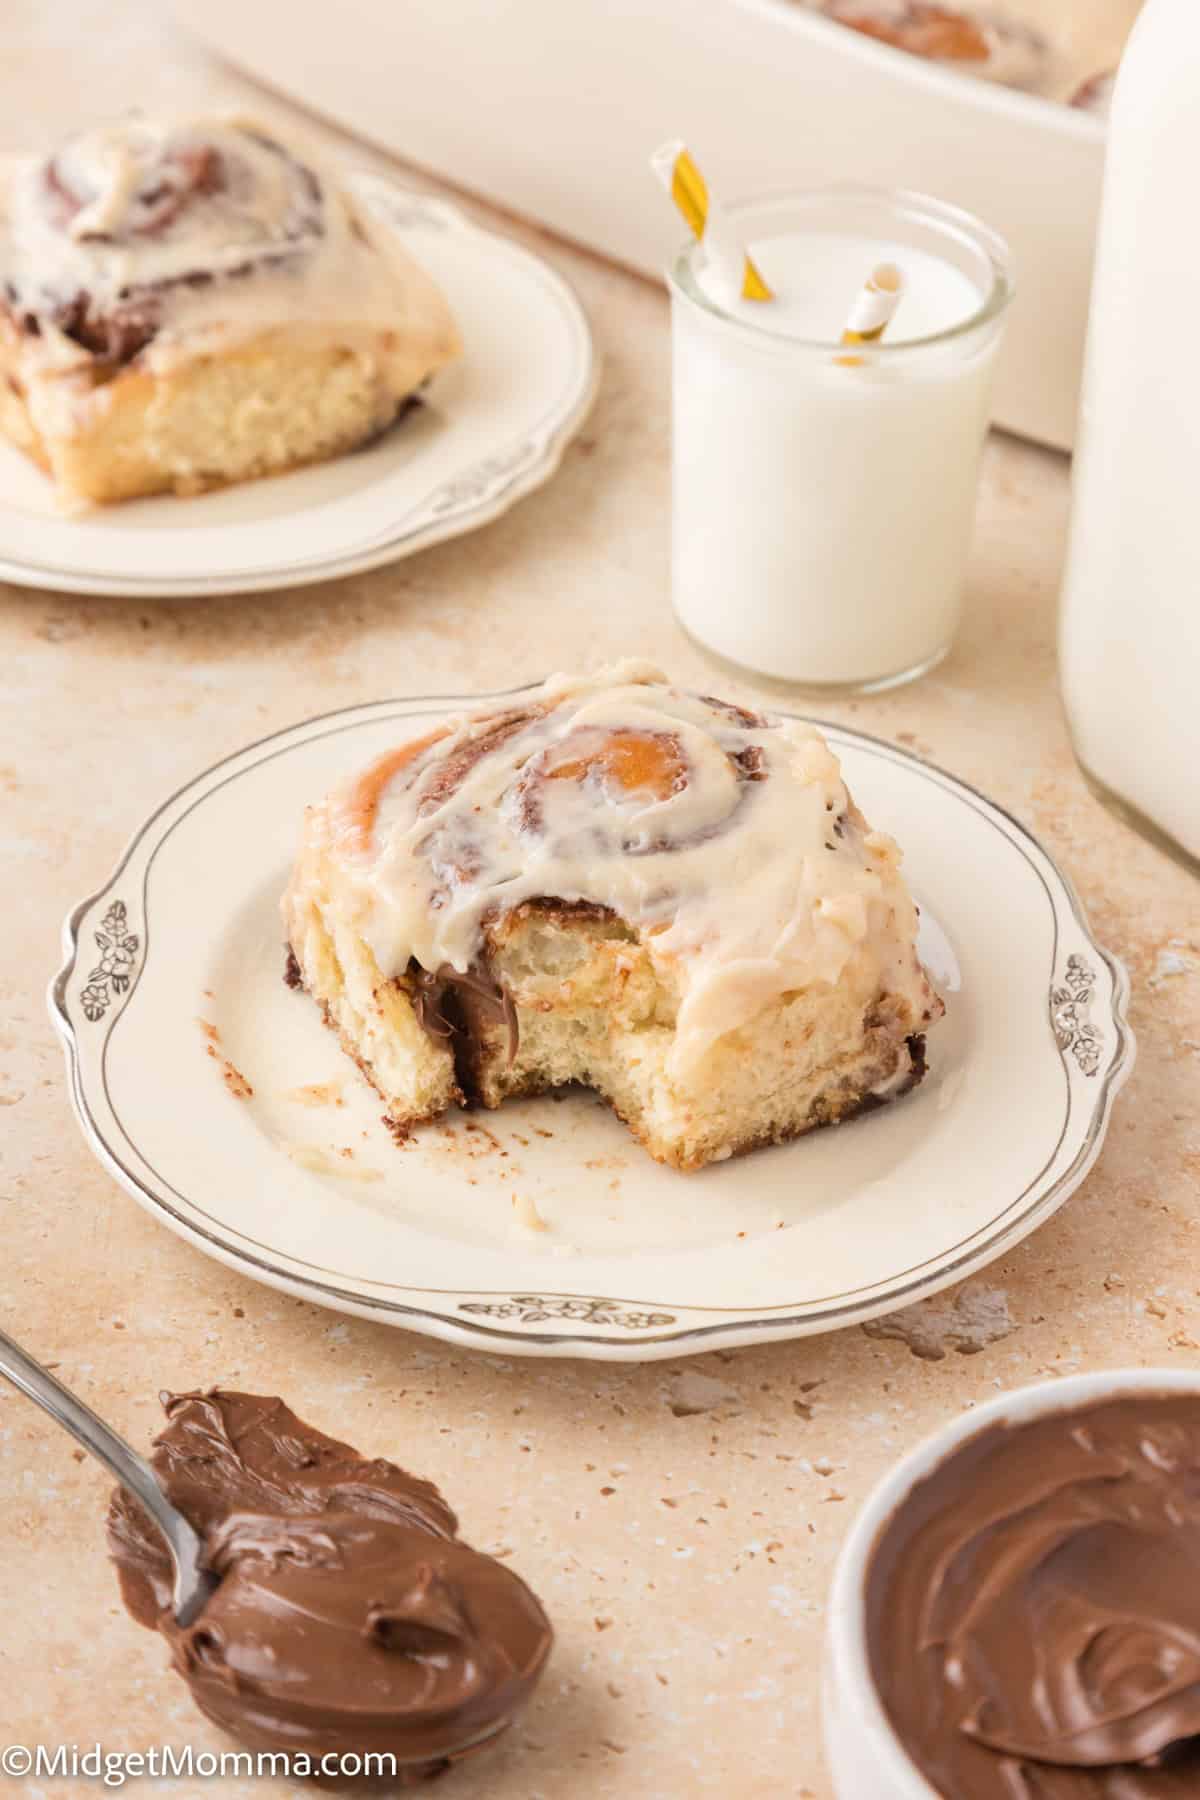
[0,114,459,505]
[283,664,942,1171]
[819,2,1051,91]
[1071,69,1116,116]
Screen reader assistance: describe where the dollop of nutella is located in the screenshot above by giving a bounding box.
[108,1391,552,1781]
[866,1393,1200,1797]
[408,961,518,1073]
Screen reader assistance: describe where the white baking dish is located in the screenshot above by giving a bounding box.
[173,0,1125,448]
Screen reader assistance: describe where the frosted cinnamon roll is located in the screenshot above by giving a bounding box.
[820,2,1050,90]
[283,664,943,1171]
[0,114,460,505]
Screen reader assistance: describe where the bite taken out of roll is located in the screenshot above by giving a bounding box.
[0,113,460,506]
[283,663,943,1172]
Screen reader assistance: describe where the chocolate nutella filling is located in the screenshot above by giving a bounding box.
[866,1392,1200,1797]
[408,960,518,1089]
[108,1391,552,1781]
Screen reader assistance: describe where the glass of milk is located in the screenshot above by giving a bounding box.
[668,186,1012,692]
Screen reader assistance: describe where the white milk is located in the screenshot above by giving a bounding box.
[669,188,1011,690]
[1059,0,1200,871]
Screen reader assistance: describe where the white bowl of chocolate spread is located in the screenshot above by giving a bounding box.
[824,1369,1200,1798]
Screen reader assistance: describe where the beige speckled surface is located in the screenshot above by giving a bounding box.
[2,6,1198,1796]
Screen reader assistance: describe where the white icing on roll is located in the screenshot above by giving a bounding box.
[821,2,1055,93]
[969,8,1057,89]
[298,664,935,1077]
[0,113,458,378]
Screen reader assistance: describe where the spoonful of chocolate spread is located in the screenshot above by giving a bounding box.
[107,1389,553,1781]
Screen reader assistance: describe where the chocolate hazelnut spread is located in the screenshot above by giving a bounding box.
[408,961,518,1072]
[866,1392,1200,1797]
[107,1391,552,1781]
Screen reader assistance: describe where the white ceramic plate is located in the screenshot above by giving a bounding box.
[0,177,596,597]
[50,687,1134,1361]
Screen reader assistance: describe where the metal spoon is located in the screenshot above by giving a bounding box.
[0,1327,218,1626]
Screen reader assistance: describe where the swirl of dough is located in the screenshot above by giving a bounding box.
[41,118,321,253]
[338,684,774,919]
[3,117,329,363]
[1,112,449,383]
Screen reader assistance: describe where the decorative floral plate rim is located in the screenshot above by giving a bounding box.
[0,181,597,598]
[49,687,1135,1361]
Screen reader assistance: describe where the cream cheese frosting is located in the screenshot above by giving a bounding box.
[291,664,934,1077]
[816,0,1141,101]
[0,113,459,383]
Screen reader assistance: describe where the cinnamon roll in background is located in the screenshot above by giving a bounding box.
[0,114,460,505]
[817,1,1052,90]
[283,664,942,1172]
[810,0,1139,104]
[824,1,992,64]
[1071,68,1116,114]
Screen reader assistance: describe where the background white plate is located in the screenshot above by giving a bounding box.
[0,178,596,597]
[51,689,1134,1360]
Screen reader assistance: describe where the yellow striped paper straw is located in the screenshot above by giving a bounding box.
[650,140,773,303]
[840,262,906,347]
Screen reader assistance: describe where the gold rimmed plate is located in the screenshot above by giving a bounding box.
[0,179,596,598]
[51,686,1134,1359]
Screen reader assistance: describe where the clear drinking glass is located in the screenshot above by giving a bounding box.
[668,186,1013,694]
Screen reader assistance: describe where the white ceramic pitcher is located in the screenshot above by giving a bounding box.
[1059,0,1200,876]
